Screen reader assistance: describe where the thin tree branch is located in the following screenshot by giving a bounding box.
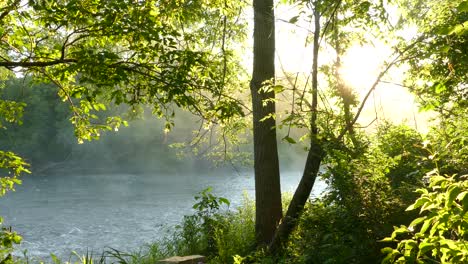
[379,80,412,89]
[336,61,394,141]
[40,69,83,122]
[319,0,342,45]
[336,35,425,141]
[310,6,320,136]
[0,59,78,68]
[0,0,20,22]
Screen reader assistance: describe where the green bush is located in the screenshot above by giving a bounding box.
[382,172,468,263]
[0,221,22,264]
[127,188,256,264]
[426,110,468,176]
[228,124,433,264]
[1,151,29,263]
[285,201,380,264]
[5,120,464,264]
[312,124,429,261]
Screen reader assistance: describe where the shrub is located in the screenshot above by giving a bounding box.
[0,221,22,264]
[129,188,256,264]
[1,151,29,263]
[322,124,428,253]
[240,123,430,263]
[382,172,468,263]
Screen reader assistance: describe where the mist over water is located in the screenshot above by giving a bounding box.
[0,79,326,259]
[0,170,326,260]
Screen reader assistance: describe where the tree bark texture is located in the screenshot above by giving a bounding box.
[269,140,324,252]
[269,7,323,253]
[250,0,283,246]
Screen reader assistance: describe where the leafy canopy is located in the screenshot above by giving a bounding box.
[0,1,247,258]
[0,0,247,142]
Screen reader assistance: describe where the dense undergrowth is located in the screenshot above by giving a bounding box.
[1,121,467,264]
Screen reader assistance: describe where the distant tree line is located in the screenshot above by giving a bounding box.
[0,77,214,174]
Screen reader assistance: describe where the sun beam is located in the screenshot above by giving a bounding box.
[338,44,388,95]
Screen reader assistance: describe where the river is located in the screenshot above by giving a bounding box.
[0,170,326,260]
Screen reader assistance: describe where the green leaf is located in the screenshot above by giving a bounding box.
[433,82,446,94]
[409,216,427,228]
[447,21,468,35]
[456,191,468,202]
[457,1,468,12]
[443,239,457,250]
[393,225,410,236]
[218,197,230,206]
[407,197,429,211]
[462,195,468,212]
[420,219,432,234]
[404,239,417,249]
[12,233,22,244]
[282,136,297,144]
[446,186,461,207]
[415,188,428,195]
[381,247,397,254]
[273,85,285,93]
[429,221,440,236]
[441,45,451,54]
[50,253,59,264]
[420,201,437,212]
[355,1,371,16]
[418,241,433,254]
[288,16,299,24]
[430,175,447,187]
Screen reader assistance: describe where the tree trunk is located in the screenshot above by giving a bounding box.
[333,12,359,149]
[250,0,282,246]
[269,141,324,252]
[269,7,322,253]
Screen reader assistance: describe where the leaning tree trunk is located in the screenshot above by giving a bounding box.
[250,0,283,246]
[269,7,323,253]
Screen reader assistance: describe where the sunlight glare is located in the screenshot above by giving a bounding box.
[338,44,387,95]
[338,43,433,132]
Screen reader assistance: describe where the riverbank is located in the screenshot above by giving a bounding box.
[1,171,325,261]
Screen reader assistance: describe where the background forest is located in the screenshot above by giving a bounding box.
[0,0,467,263]
[0,77,219,174]
[0,77,305,175]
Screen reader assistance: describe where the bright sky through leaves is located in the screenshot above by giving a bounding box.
[273,3,433,133]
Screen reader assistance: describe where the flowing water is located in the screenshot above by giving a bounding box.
[0,170,326,260]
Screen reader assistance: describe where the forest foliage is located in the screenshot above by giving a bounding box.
[0,0,467,263]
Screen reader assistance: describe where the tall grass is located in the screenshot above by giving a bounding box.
[126,192,256,264]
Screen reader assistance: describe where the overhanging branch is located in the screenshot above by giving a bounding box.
[336,59,396,141]
[0,59,78,68]
[336,35,425,141]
